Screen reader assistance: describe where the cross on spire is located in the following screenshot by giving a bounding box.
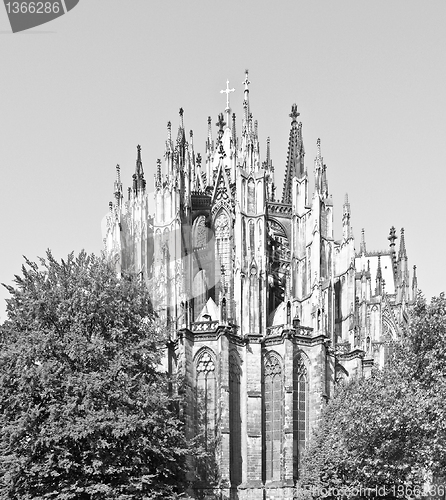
[220,79,235,110]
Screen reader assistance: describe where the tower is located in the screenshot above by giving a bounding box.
[103,72,416,500]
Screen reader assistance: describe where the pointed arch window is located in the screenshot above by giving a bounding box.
[293,356,308,480]
[247,178,256,213]
[229,354,242,486]
[215,212,231,303]
[192,270,208,320]
[196,351,216,449]
[264,353,282,481]
[193,215,208,250]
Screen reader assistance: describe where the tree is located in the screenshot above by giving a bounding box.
[300,293,446,498]
[0,251,190,500]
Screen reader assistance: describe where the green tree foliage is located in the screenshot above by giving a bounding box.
[0,251,190,500]
[300,293,446,497]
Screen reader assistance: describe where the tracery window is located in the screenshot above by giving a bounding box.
[215,212,231,302]
[196,351,216,449]
[247,178,256,213]
[264,353,282,481]
[293,356,308,479]
[192,270,207,320]
[193,215,208,249]
[229,354,242,485]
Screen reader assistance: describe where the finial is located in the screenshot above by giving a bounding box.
[243,69,250,91]
[254,119,258,138]
[116,164,121,183]
[289,103,300,124]
[216,113,226,135]
[388,226,397,242]
[167,121,172,141]
[316,138,321,158]
[196,153,202,166]
[108,201,113,212]
[179,108,184,131]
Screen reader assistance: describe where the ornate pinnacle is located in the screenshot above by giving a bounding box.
[167,121,172,142]
[179,108,184,132]
[289,103,300,123]
[243,69,250,91]
[360,228,366,254]
[216,113,226,132]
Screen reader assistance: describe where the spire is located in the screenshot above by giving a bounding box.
[232,112,237,147]
[375,253,382,295]
[398,227,407,259]
[388,226,397,275]
[266,136,271,169]
[342,193,351,240]
[177,108,185,147]
[167,121,172,142]
[113,164,123,208]
[136,145,143,177]
[216,113,226,141]
[242,70,250,128]
[206,115,213,154]
[243,69,250,104]
[360,228,366,254]
[412,265,418,298]
[282,104,305,204]
[315,138,328,196]
[155,159,162,188]
[133,145,146,194]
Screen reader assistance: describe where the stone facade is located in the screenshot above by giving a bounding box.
[103,71,417,499]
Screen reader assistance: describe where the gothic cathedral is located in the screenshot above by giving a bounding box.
[103,71,417,500]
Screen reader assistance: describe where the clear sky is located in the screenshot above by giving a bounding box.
[1,1,445,320]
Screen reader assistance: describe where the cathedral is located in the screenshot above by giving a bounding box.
[103,71,417,500]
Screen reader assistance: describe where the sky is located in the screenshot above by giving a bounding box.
[1,1,445,320]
